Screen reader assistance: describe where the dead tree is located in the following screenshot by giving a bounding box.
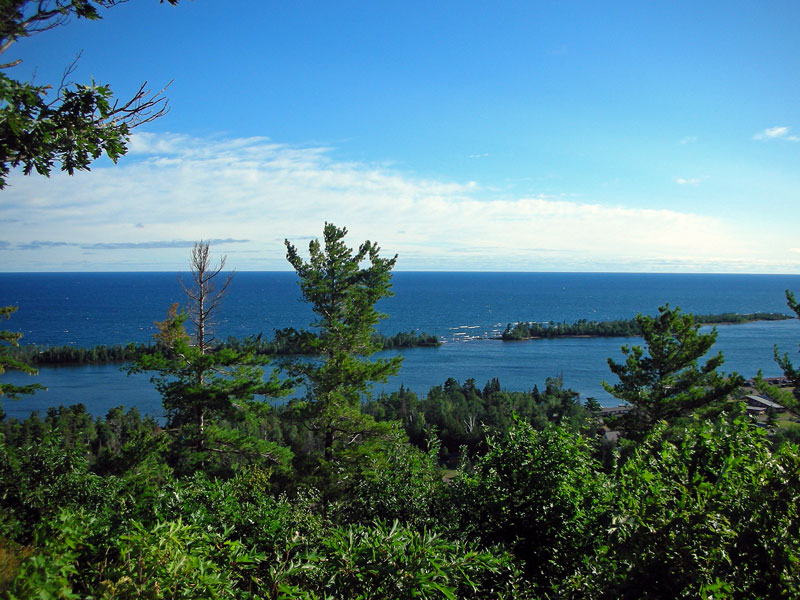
[179,241,233,356]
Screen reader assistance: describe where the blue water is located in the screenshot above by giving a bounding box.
[2,272,800,420]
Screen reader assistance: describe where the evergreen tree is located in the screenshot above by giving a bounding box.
[130,242,291,474]
[0,305,44,418]
[283,223,402,463]
[774,289,800,406]
[603,305,742,439]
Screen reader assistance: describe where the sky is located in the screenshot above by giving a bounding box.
[1,0,799,272]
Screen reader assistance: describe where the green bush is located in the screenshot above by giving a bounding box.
[449,420,610,593]
[282,520,531,599]
[572,417,800,599]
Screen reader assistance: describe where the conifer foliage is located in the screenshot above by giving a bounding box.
[603,304,742,438]
[130,242,291,473]
[284,223,403,463]
[0,305,44,418]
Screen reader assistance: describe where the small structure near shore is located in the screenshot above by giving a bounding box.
[600,405,631,418]
[744,394,786,413]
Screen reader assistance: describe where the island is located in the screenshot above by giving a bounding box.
[500,312,793,341]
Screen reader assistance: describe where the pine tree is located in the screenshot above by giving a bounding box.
[774,290,800,407]
[130,242,291,473]
[0,305,44,418]
[283,223,403,463]
[603,304,742,439]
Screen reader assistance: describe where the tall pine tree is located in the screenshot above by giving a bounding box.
[283,223,402,464]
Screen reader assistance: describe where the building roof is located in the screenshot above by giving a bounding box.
[744,395,785,410]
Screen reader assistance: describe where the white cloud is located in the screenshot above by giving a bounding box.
[753,126,799,141]
[679,136,697,144]
[674,177,704,186]
[0,133,792,272]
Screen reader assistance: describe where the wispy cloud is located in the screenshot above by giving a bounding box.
[0,132,789,272]
[674,176,707,186]
[9,238,249,251]
[679,136,697,144]
[83,238,249,250]
[753,126,799,141]
[17,241,72,250]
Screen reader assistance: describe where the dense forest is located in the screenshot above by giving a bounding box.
[2,229,800,599]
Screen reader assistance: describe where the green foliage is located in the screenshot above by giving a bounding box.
[573,417,800,599]
[131,291,292,476]
[0,0,179,188]
[450,420,609,593]
[0,306,44,412]
[284,223,403,464]
[693,311,792,324]
[0,427,113,542]
[503,317,641,340]
[100,518,263,600]
[11,341,154,365]
[502,312,788,341]
[9,330,438,368]
[774,289,800,405]
[603,305,742,439]
[5,510,95,600]
[365,376,594,458]
[331,431,447,529]
[151,468,323,552]
[283,520,530,600]
[0,72,128,186]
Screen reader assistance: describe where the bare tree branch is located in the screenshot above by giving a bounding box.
[179,240,234,355]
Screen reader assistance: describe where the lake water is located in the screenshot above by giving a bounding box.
[2,272,799,421]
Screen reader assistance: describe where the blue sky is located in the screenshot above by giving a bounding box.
[1,0,799,272]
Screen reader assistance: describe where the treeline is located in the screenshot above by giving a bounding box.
[502,311,792,340]
[10,342,156,365]
[364,376,600,460]
[694,311,792,324]
[11,330,441,366]
[502,317,641,340]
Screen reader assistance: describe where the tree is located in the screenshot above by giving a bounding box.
[130,242,291,474]
[573,417,800,599]
[0,0,178,189]
[283,223,403,464]
[0,305,44,418]
[450,420,610,592]
[603,305,742,439]
[178,241,233,355]
[774,289,800,406]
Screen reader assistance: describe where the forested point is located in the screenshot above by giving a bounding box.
[501,311,793,340]
[9,330,440,366]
